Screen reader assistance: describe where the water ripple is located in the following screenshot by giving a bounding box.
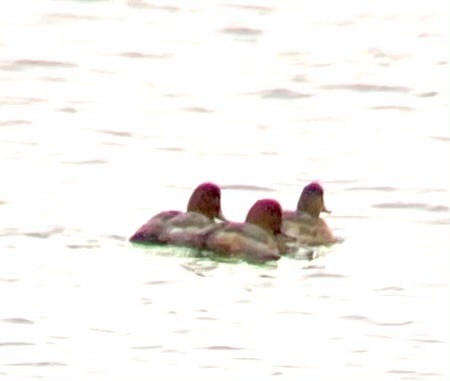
[220,27,263,36]
[371,105,413,111]
[98,129,133,137]
[386,369,416,375]
[351,349,368,353]
[163,348,184,353]
[131,345,163,350]
[279,310,313,316]
[23,227,65,239]
[0,342,34,346]
[0,97,45,105]
[44,13,101,22]
[180,261,217,277]
[127,2,179,12]
[321,83,411,93]
[277,364,300,369]
[118,52,172,59]
[67,243,101,249]
[90,328,118,334]
[374,286,405,292]
[417,91,438,97]
[63,159,108,165]
[8,362,67,367]
[340,315,413,326]
[292,74,308,82]
[155,147,185,152]
[201,346,243,350]
[144,280,168,285]
[1,318,34,324]
[260,88,312,99]
[222,4,274,14]
[409,338,443,344]
[347,186,396,192]
[233,357,260,361]
[0,277,18,283]
[183,106,214,113]
[221,184,275,191]
[430,136,450,142]
[372,202,448,212]
[196,316,217,321]
[11,59,77,69]
[0,120,32,127]
[305,272,346,279]
[57,107,77,113]
[368,48,408,61]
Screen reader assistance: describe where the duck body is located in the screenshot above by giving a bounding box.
[204,199,285,262]
[205,222,280,262]
[282,210,335,245]
[281,182,336,246]
[130,210,219,248]
[129,210,181,243]
[129,182,223,248]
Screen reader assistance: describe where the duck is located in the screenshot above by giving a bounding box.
[203,199,286,262]
[129,182,224,248]
[282,182,336,245]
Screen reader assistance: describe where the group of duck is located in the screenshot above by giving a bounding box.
[129,182,337,262]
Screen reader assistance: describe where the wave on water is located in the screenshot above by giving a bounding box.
[63,159,108,165]
[372,202,449,212]
[0,120,32,127]
[220,27,263,36]
[117,51,172,60]
[7,362,67,367]
[370,105,413,111]
[259,88,313,99]
[340,315,413,326]
[1,318,34,324]
[321,83,411,93]
[222,4,274,13]
[9,59,77,69]
[127,2,179,12]
[0,342,34,346]
[0,97,44,105]
[221,184,275,191]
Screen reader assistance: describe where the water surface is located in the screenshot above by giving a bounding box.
[0,0,449,380]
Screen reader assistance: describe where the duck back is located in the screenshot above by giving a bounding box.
[205,222,280,262]
[129,210,181,243]
[281,182,336,246]
[129,182,224,247]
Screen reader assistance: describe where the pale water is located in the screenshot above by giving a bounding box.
[0,0,449,380]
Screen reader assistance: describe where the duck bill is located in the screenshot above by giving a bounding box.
[321,198,331,214]
[321,205,331,214]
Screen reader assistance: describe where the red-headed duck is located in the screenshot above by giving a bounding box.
[204,199,285,262]
[282,182,336,245]
[129,182,224,248]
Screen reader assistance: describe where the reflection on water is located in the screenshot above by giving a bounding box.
[0,0,449,380]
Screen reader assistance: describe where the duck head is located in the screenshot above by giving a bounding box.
[296,182,330,218]
[187,182,224,220]
[245,199,283,235]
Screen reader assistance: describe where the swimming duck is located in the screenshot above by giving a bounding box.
[282,182,335,245]
[204,199,285,262]
[129,182,224,248]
